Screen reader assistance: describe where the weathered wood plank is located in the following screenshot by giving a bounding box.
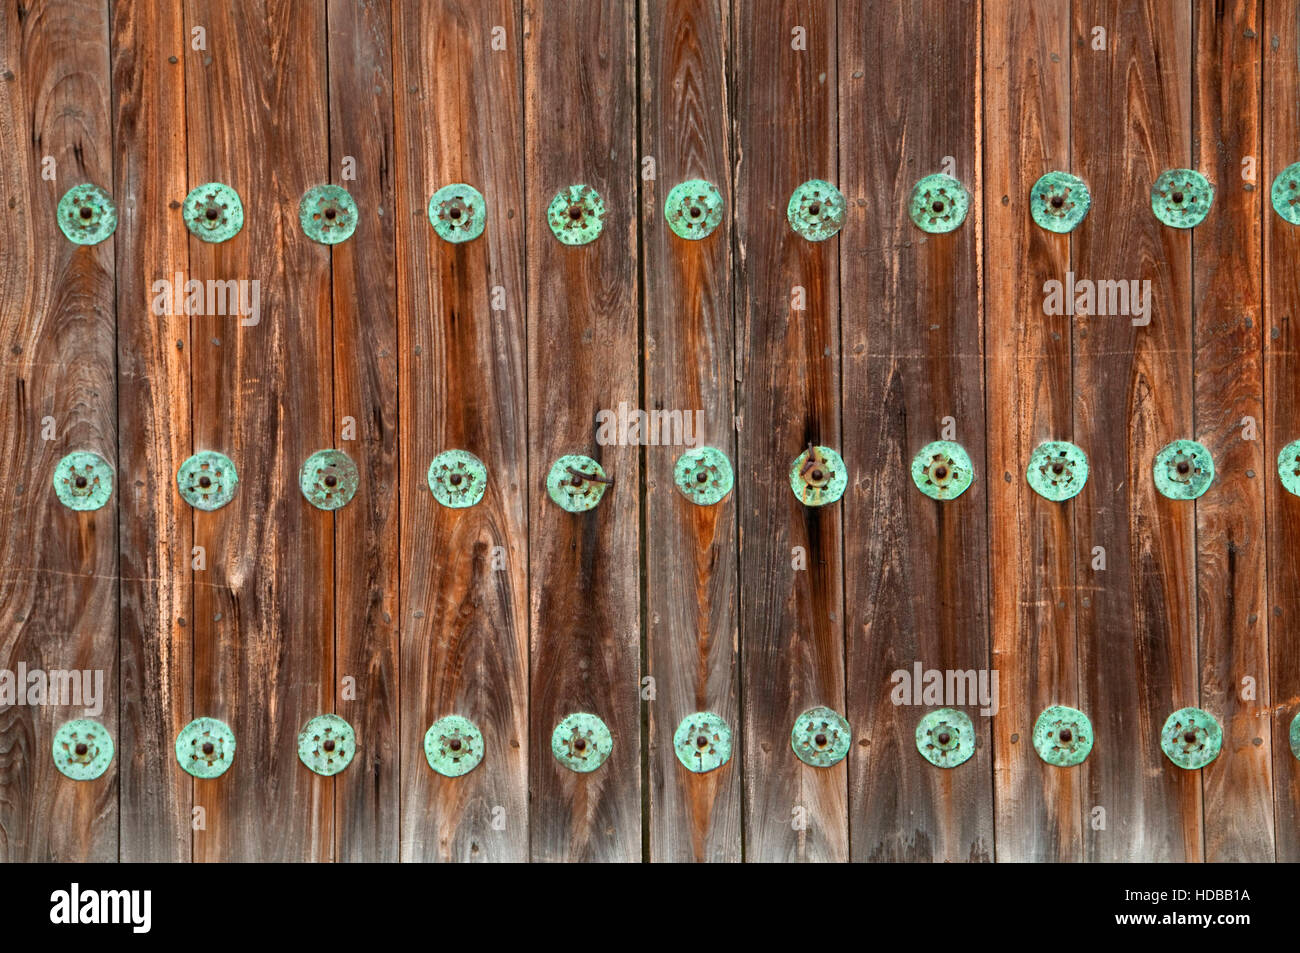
[736,0,845,863]
[842,0,992,862]
[1193,0,1271,863]
[1072,0,1200,862]
[525,0,641,862]
[983,0,1080,862]
[395,0,529,862]
[183,0,333,861]
[327,0,400,863]
[0,0,117,862]
[113,0,192,862]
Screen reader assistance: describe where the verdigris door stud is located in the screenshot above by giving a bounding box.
[1277,439,1300,496]
[299,184,357,244]
[57,184,117,245]
[183,182,244,243]
[673,712,732,773]
[1030,171,1090,232]
[548,184,604,245]
[546,454,610,512]
[424,715,485,777]
[300,449,358,510]
[1159,707,1221,770]
[428,450,488,508]
[786,179,845,241]
[911,440,974,501]
[53,451,113,511]
[916,708,975,768]
[1026,441,1088,502]
[664,179,723,240]
[429,183,486,243]
[1271,161,1300,224]
[297,714,355,776]
[790,706,850,768]
[908,173,969,233]
[674,445,733,505]
[789,444,847,507]
[52,719,113,781]
[1152,439,1213,500]
[1150,169,1213,228]
[177,450,239,510]
[176,716,236,779]
[552,712,613,773]
[1032,706,1093,767]
[1290,711,1300,761]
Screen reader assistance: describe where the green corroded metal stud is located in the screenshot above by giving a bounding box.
[53,451,113,511]
[1150,169,1213,229]
[789,444,847,507]
[1026,441,1088,502]
[182,181,244,243]
[299,449,358,511]
[1030,171,1090,233]
[1271,161,1300,224]
[297,714,355,776]
[1290,711,1300,760]
[786,179,845,242]
[299,184,357,244]
[1153,439,1213,500]
[673,711,732,773]
[1160,707,1221,770]
[546,454,610,512]
[57,184,117,245]
[547,184,604,245]
[552,712,613,773]
[427,450,488,508]
[790,706,850,768]
[175,716,236,779]
[177,450,238,511]
[52,719,113,781]
[1279,439,1300,497]
[1032,705,1093,767]
[909,173,969,233]
[424,715,485,777]
[429,183,486,243]
[673,446,733,505]
[916,708,976,768]
[911,440,974,501]
[664,179,723,240]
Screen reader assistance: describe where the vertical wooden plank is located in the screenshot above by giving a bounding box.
[395,0,529,862]
[327,0,400,863]
[525,0,640,862]
[736,0,845,862]
[1072,0,1200,861]
[843,0,993,862]
[1194,0,1271,863]
[0,0,117,862]
[113,0,191,861]
[641,0,740,862]
[184,0,333,861]
[1266,0,1300,862]
[984,0,1080,862]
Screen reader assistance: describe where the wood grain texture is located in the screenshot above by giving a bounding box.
[735,0,845,863]
[842,0,993,862]
[0,0,118,862]
[394,0,529,862]
[1192,0,1271,863]
[525,0,641,862]
[1265,0,1300,862]
[327,0,400,863]
[1072,0,1200,862]
[183,0,333,861]
[640,0,740,863]
[984,0,1081,862]
[113,0,192,861]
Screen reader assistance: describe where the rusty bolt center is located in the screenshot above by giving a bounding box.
[937,731,951,745]
[79,206,93,219]
[1052,463,1065,474]
[1183,730,1198,744]
[814,733,828,747]
[808,202,821,215]
[932,200,944,213]
[202,742,215,755]
[449,738,462,751]
[324,474,337,487]
[199,475,212,488]
[323,739,335,752]
[696,471,710,483]
[568,205,583,220]
[696,735,708,748]
[1177,461,1191,474]
[1172,191,1184,203]
[935,465,949,480]
[205,207,219,220]
[74,475,88,488]
[1059,728,1072,743]
[1050,195,1064,208]
[75,743,88,755]
[324,207,337,220]
[573,738,586,751]
[449,473,463,486]
[811,468,824,481]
